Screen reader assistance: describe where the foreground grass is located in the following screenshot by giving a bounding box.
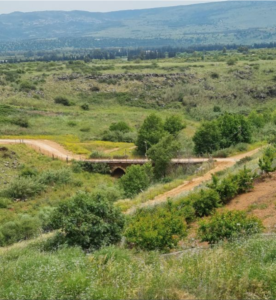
[0,235,276,299]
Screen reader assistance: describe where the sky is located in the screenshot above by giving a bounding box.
[0,1,224,14]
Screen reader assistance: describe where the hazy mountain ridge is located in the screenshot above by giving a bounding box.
[1,1,276,47]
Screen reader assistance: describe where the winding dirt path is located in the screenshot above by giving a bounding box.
[126,147,262,213]
[0,139,262,213]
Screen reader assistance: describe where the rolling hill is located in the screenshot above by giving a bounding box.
[1,1,276,49]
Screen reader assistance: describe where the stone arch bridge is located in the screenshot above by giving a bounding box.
[86,158,227,176]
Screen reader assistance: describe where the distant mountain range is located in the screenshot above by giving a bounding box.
[1,1,276,49]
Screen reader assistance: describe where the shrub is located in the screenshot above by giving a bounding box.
[19,166,38,177]
[109,121,130,133]
[71,161,110,174]
[210,72,219,79]
[81,103,89,110]
[234,166,254,194]
[54,96,71,106]
[198,210,263,243]
[19,81,36,92]
[119,164,153,198]
[90,151,106,158]
[258,146,276,174]
[102,130,136,143]
[50,193,125,250]
[0,197,11,209]
[4,177,45,200]
[38,169,72,186]
[192,189,221,217]
[208,174,238,204]
[67,121,77,127]
[0,214,41,246]
[91,86,100,92]
[125,204,187,251]
[227,58,237,66]
[11,116,29,128]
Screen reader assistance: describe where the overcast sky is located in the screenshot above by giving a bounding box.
[0,1,224,14]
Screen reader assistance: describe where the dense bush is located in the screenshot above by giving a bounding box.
[234,166,255,194]
[72,161,110,174]
[125,204,187,251]
[0,214,41,246]
[50,193,125,250]
[11,116,29,128]
[198,210,263,243]
[208,174,238,204]
[38,168,72,186]
[119,164,153,198]
[258,146,276,173]
[54,96,72,106]
[192,189,221,217]
[4,177,46,200]
[19,81,36,92]
[80,103,89,110]
[109,121,130,133]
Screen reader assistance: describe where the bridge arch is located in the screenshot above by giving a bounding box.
[111,167,126,177]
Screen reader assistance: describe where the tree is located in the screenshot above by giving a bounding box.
[147,135,181,178]
[193,121,221,155]
[136,114,165,154]
[51,193,125,250]
[119,164,153,198]
[192,189,221,217]
[164,115,185,135]
[217,113,252,148]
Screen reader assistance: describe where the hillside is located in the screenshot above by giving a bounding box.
[1,1,276,49]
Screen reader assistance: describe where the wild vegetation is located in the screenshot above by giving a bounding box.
[1,47,276,299]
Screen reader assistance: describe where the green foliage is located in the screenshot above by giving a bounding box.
[198,210,263,243]
[217,113,252,148]
[102,130,136,143]
[248,111,266,128]
[208,174,238,204]
[234,166,254,193]
[192,189,221,217]
[147,135,181,178]
[193,113,252,154]
[54,96,72,106]
[19,81,36,92]
[227,58,237,66]
[136,114,165,154]
[119,164,153,198]
[163,115,185,135]
[38,168,72,186]
[80,103,89,110]
[125,204,187,251]
[50,193,125,250]
[193,121,221,155]
[0,214,41,246]
[11,116,29,128]
[4,176,46,200]
[0,197,11,209]
[72,161,110,174]
[258,146,276,173]
[109,121,130,133]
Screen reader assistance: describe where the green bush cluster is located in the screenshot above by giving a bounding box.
[193,113,252,154]
[208,166,255,204]
[72,161,110,174]
[102,121,136,143]
[125,204,187,251]
[3,168,73,200]
[50,193,125,250]
[198,210,263,243]
[119,164,153,198]
[54,96,73,106]
[0,214,41,246]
